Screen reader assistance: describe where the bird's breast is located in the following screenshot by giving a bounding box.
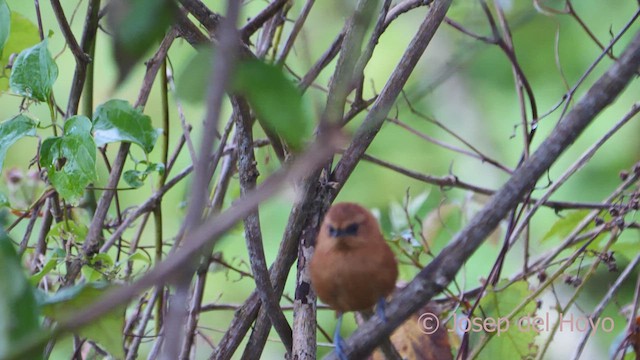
[310,243,398,313]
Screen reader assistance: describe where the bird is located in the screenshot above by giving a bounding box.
[310,202,398,360]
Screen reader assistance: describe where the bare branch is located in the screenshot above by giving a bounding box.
[234,97,293,355]
[329,28,640,360]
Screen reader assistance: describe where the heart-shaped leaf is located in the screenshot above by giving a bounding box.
[177,50,312,151]
[0,11,40,92]
[176,46,215,104]
[0,114,37,171]
[40,116,97,204]
[123,161,165,188]
[93,99,160,154]
[41,282,125,359]
[474,281,539,359]
[541,210,591,242]
[232,59,312,151]
[9,39,58,102]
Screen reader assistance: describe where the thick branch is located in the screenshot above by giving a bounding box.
[241,0,289,40]
[234,97,293,354]
[178,0,222,33]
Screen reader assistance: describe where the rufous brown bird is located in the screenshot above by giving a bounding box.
[310,202,398,360]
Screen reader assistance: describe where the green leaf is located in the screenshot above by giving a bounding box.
[126,251,151,264]
[108,0,176,81]
[29,248,65,285]
[9,39,58,102]
[178,51,312,150]
[91,253,114,268]
[123,161,165,188]
[40,116,97,204]
[0,192,8,208]
[0,0,10,54]
[610,234,640,260]
[82,253,115,281]
[146,161,165,175]
[176,46,214,104]
[0,11,39,92]
[81,254,114,283]
[232,59,311,151]
[0,228,43,360]
[0,114,37,171]
[541,210,591,242]
[41,282,125,359]
[474,280,538,359]
[47,220,88,244]
[123,170,144,188]
[408,191,430,217]
[93,99,160,153]
[81,265,101,282]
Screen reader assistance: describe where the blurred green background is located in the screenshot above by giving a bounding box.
[1,0,639,359]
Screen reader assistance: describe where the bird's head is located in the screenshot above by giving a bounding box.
[318,202,381,249]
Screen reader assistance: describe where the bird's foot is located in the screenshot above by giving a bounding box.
[334,335,348,360]
[376,298,388,323]
[334,313,348,360]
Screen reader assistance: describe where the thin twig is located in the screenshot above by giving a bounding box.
[241,0,289,40]
[571,255,640,360]
[49,0,90,64]
[5,130,340,360]
[66,0,101,116]
[328,27,640,360]
[277,0,315,63]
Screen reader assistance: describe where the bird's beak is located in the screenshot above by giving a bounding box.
[330,229,347,238]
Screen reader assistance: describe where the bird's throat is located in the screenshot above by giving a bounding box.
[334,237,356,252]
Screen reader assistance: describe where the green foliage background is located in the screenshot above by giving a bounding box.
[0,0,639,359]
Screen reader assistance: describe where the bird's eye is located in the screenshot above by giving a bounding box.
[328,225,338,237]
[343,223,359,236]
